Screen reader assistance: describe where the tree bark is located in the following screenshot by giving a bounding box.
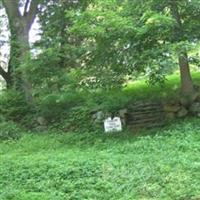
[7,17,34,104]
[15,23,34,104]
[179,52,194,96]
[1,0,41,105]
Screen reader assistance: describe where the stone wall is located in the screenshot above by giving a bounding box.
[93,97,200,130]
[125,101,165,129]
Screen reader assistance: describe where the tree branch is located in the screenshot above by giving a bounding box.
[0,65,9,82]
[25,0,41,30]
[2,0,21,20]
[24,0,31,16]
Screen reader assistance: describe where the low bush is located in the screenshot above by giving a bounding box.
[0,121,23,141]
[39,90,85,122]
[0,89,31,123]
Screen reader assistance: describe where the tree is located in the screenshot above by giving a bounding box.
[30,0,91,94]
[71,0,200,98]
[151,0,200,97]
[0,0,41,104]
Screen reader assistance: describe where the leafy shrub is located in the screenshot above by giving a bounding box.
[0,121,23,141]
[49,89,133,132]
[39,90,85,122]
[67,106,94,131]
[0,89,31,123]
[87,89,132,113]
[50,105,97,132]
[0,114,6,123]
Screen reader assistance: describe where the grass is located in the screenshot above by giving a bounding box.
[124,71,200,101]
[1,72,200,199]
[1,119,200,199]
[89,71,200,113]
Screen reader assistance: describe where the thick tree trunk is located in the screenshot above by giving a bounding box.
[1,0,40,105]
[179,52,194,96]
[7,19,34,104]
[17,27,34,104]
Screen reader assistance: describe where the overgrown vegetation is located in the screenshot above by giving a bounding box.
[1,119,200,200]
[0,121,23,141]
[1,1,200,199]
[0,0,200,129]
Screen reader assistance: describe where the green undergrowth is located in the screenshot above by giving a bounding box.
[1,72,200,199]
[1,72,200,131]
[84,71,200,112]
[1,118,200,199]
[0,121,24,141]
[124,71,200,101]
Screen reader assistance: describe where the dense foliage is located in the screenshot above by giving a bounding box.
[1,1,200,199]
[0,0,200,130]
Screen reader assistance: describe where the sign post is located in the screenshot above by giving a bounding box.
[104,117,122,133]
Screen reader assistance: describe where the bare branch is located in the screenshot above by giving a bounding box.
[23,0,31,16]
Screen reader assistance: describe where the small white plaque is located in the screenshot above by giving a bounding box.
[104,117,122,133]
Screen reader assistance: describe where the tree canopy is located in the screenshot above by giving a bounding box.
[0,0,200,125]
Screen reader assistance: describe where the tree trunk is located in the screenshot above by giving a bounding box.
[179,52,194,96]
[5,73,13,89]
[7,19,34,105]
[170,1,195,97]
[17,27,34,105]
[0,65,12,88]
[1,0,40,105]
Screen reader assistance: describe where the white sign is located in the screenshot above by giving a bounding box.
[104,117,122,133]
